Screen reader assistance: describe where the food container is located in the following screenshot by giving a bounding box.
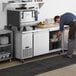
[6,53,10,58]
[51,38,58,42]
[0,52,10,59]
[53,35,57,39]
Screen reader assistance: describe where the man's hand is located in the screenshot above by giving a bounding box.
[57,31,62,38]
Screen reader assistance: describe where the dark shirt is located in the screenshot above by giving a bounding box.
[60,12,76,31]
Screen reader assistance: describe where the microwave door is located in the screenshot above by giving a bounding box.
[21,11,35,23]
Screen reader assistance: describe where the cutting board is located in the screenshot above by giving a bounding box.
[36,23,59,28]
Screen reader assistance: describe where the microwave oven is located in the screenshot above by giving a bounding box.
[7,10,38,27]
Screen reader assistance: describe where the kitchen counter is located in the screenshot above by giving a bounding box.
[14,24,69,60]
[15,24,68,34]
[17,26,59,34]
[20,24,60,34]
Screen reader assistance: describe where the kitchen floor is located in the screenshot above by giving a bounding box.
[36,64,76,76]
[0,51,76,76]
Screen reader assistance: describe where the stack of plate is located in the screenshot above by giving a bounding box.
[0,36,9,45]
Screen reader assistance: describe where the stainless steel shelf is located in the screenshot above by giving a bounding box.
[0,30,13,62]
[0,57,11,62]
[2,1,44,11]
[0,52,11,61]
[0,44,12,48]
[0,30,12,34]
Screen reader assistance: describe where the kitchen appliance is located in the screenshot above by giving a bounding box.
[15,32,33,60]
[7,9,38,28]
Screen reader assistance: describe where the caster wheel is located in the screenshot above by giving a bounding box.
[57,51,62,55]
[20,59,24,63]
